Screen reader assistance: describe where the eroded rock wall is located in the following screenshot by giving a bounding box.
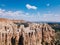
[0,19,55,45]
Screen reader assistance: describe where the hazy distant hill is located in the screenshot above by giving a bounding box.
[48,23,60,32]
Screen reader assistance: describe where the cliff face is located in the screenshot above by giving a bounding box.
[0,18,55,45]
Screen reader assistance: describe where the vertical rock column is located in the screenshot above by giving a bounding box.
[0,32,2,45]
[2,32,5,45]
[0,32,1,45]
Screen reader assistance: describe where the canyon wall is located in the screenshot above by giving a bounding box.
[0,18,55,45]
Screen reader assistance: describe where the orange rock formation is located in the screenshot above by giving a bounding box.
[0,18,55,45]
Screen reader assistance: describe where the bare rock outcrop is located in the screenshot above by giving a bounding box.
[0,18,55,45]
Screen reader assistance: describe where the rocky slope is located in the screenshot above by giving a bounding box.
[0,18,55,45]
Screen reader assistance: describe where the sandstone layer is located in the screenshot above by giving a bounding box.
[0,18,55,45]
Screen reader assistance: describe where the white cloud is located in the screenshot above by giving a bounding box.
[46,3,50,7]
[0,8,60,22]
[26,4,37,10]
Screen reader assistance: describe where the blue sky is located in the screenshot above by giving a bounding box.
[0,0,60,22]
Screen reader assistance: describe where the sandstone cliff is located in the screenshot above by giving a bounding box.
[0,18,55,45]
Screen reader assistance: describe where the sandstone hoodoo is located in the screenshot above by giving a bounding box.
[0,18,55,45]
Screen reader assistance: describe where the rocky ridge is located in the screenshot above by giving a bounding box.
[0,18,55,45]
